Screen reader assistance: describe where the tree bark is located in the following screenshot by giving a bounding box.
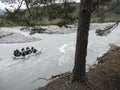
[72,0,92,81]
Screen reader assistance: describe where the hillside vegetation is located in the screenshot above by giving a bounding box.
[0,2,120,27]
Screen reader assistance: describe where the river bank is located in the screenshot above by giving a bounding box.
[38,45,120,90]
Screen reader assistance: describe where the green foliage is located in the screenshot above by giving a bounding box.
[92,0,120,23]
[0,0,120,27]
[95,22,119,36]
[56,2,77,27]
[96,29,110,36]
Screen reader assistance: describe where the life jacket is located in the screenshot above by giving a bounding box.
[21,50,26,56]
[14,50,21,57]
[26,49,32,54]
[33,49,37,53]
[14,50,17,56]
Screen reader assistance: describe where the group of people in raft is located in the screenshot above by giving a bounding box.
[14,47,37,57]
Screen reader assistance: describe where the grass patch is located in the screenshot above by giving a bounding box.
[91,17,120,23]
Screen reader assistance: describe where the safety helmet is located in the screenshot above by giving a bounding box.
[26,47,29,50]
[31,47,34,50]
[22,48,25,51]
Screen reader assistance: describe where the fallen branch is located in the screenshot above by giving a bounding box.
[96,21,119,36]
[31,72,71,83]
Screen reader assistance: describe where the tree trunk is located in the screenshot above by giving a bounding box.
[72,0,92,81]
